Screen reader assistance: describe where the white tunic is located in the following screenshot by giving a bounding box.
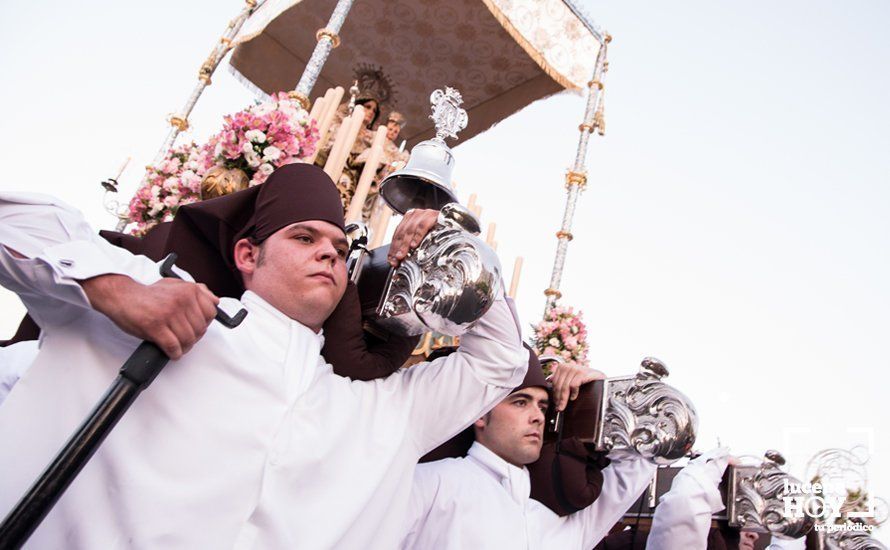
[0,192,527,549]
[401,441,656,549]
[0,340,38,406]
[647,448,731,550]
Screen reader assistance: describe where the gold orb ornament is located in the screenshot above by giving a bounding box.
[201,166,249,199]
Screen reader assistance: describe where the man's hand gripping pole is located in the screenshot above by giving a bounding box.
[0,254,246,549]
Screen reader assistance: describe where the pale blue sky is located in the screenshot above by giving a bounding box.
[1,0,888,538]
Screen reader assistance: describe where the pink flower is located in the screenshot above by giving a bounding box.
[125,93,316,234]
[126,141,209,235]
[530,305,590,365]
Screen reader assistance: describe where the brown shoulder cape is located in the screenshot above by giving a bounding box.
[2,221,417,380]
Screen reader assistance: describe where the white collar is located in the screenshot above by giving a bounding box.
[467,442,531,507]
[239,290,325,361]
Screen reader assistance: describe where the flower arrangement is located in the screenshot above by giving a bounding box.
[126,92,319,234]
[530,306,590,375]
[207,91,319,186]
[126,142,213,236]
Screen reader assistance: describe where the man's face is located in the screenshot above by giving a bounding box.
[235,220,348,332]
[475,386,549,467]
[386,121,401,141]
[739,531,759,550]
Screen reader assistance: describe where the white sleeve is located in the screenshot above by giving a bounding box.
[555,453,657,548]
[385,295,527,453]
[0,192,165,329]
[0,340,39,407]
[766,536,806,549]
[398,463,440,549]
[647,448,731,550]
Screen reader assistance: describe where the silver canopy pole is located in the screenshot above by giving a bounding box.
[288,0,356,110]
[116,0,266,231]
[151,0,265,166]
[543,34,610,312]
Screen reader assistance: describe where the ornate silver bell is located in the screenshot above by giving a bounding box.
[379,87,464,214]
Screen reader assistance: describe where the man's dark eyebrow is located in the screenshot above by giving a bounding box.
[509,391,550,408]
[286,224,349,249]
[510,391,538,401]
[285,223,315,237]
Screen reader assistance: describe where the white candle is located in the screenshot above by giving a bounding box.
[308,86,344,164]
[509,257,523,299]
[320,86,344,134]
[369,205,393,248]
[323,114,352,180]
[485,222,496,246]
[114,156,131,181]
[330,105,366,183]
[308,94,326,123]
[346,125,388,223]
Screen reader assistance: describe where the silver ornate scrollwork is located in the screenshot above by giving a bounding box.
[823,530,888,550]
[598,358,698,464]
[806,447,888,548]
[806,447,888,526]
[730,453,816,539]
[429,87,468,142]
[376,203,501,336]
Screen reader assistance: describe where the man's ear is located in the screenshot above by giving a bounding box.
[233,238,258,276]
[473,417,486,431]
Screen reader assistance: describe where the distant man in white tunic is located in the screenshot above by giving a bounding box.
[0,163,527,549]
[596,448,799,550]
[400,354,656,549]
[646,448,798,550]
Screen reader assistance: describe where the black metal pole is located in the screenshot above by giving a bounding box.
[0,341,168,549]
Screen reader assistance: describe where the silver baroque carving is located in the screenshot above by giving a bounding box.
[822,530,888,550]
[429,87,468,142]
[730,457,816,539]
[376,203,501,336]
[599,357,698,464]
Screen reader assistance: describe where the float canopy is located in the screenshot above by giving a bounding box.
[230,0,604,147]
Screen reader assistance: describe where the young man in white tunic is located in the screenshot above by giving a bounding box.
[0,163,527,549]
[400,354,657,549]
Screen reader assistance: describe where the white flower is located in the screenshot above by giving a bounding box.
[262,146,282,162]
[150,185,161,198]
[548,337,560,348]
[241,141,255,154]
[258,163,275,176]
[245,129,267,144]
[214,142,223,157]
[245,151,261,168]
[278,104,298,118]
[252,102,274,116]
